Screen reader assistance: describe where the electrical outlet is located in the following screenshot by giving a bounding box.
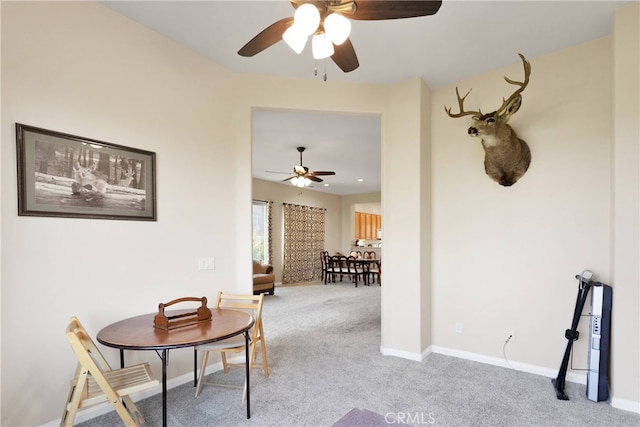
[198,257,214,271]
[455,322,463,334]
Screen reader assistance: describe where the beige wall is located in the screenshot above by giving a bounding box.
[432,38,612,367]
[1,2,638,425]
[1,2,244,425]
[1,3,430,424]
[252,178,342,282]
[431,26,639,410]
[381,77,431,358]
[420,79,433,355]
[611,3,640,410]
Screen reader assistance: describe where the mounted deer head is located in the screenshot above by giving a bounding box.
[445,54,532,187]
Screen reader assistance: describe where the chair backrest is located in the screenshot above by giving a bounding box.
[346,255,358,273]
[364,251,376,260]
[65,317,123,417]
[214,292,264,341]
[331,255,347,273]
[66,316,112,374]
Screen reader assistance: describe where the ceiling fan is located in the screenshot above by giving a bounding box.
[237,0,443,73]
[281,146,335,186]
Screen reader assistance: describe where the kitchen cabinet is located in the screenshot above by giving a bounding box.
[355,212,381,240]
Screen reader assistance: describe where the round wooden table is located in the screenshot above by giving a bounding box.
[97,308,254,426]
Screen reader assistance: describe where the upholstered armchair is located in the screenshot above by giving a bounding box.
[253,260,275,295]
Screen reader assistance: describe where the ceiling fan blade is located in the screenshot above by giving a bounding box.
[282,176,296,182]
[346,0,442,20]
[265,170,292,175]
[331,38,359,73]
[308,176,324,183]
[310,171,336,176]
[238,17,294,57]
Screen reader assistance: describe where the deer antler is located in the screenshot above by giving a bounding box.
[444,87,482,118]
[495,53,531,116]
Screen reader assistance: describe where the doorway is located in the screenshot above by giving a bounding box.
[251,108,381,284]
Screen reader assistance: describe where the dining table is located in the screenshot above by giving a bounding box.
[97,308,254,427]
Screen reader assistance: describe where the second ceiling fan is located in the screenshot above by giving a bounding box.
[238,0,443,73]
[283,146,335,186]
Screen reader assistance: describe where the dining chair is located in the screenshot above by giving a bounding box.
[194,292,269,401]
[325,255,340,284]
[368,259,381,286]
[354,255,369,286]
[363,251,381,285]
[332,255,366,288]
[320,250,329,282]
[61,316,159,427]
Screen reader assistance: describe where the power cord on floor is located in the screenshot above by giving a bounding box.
[503,334,513,368]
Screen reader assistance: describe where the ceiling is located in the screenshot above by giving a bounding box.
[252,110,381,195]
[100,0,632,195]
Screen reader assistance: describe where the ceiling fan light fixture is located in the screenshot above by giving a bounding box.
[291,176,311,187]
[294,3,320,35]
[324,13,351,45]
[312,33,334,60]
[283,24,308,54]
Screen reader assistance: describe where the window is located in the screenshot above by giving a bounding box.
[252,200,270,264]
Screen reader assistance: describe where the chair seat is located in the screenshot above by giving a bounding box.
[70,364,158,409]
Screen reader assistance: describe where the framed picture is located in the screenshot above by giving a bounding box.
[16,123,157,221]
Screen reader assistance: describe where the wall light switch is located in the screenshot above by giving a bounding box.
[198,257,214,271]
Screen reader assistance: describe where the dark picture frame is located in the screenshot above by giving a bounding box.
[16,123,157,221]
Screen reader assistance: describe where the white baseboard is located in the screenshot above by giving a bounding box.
[611,397,640,413]
[381,344,584,384]
[380,345,423,361]
[430,345,586,384]
[422,345,433,360]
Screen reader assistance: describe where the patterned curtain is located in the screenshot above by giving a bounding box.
[266,200,273,264]
[282,203,326,284]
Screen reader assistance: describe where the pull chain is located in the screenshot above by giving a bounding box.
[313,60,328,82]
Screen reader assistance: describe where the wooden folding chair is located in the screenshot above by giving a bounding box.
[61,316,159,427]
[194,292,269,401]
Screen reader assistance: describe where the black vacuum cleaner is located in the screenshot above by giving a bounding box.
[552,270,612,402]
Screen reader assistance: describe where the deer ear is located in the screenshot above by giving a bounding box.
[500,95,522,121]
